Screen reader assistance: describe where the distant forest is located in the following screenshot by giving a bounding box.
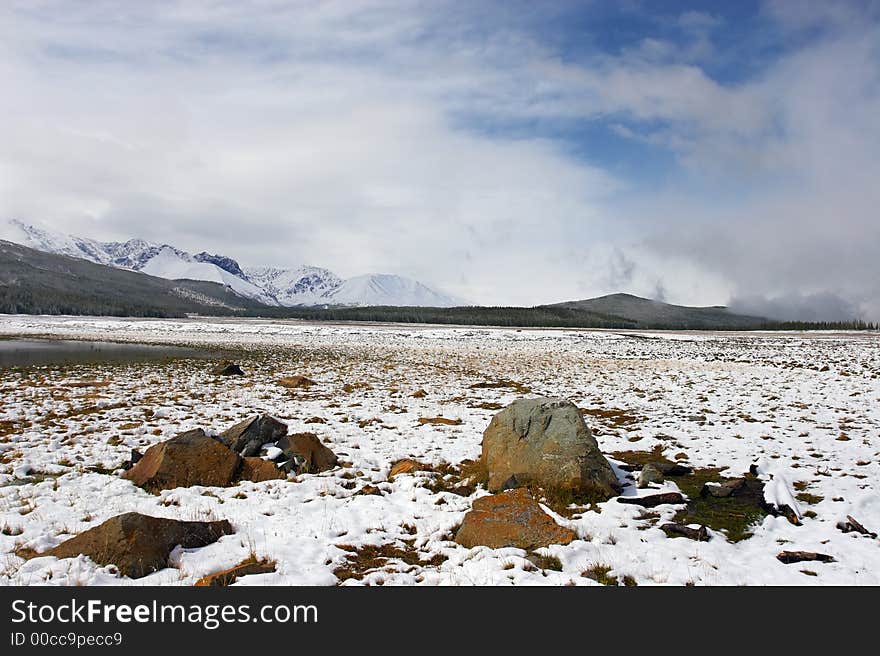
[1,288,876,331]
[0,286,175,318]
[238,304,879,331]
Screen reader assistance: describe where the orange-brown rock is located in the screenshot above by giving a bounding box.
[45,512,233,579]
[278,375,316,389]
[122,429,241,492]
[455,488,577,550]
[389,459,426,478]
[238,457,286,483]
[277,432,338,474]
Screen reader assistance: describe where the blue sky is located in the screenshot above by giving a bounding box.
[0,1,878,319]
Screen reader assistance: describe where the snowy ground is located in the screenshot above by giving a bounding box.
[0,315,878,586]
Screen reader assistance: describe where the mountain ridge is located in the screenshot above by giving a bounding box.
[0,239,269,317]
[2,219,460,308]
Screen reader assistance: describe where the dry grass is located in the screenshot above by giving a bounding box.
[333,542,446,583]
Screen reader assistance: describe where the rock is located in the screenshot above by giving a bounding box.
[836,515,877,538]
[656,462,692,476]
[219,414,288,457]
[278,375,316,389]
[44,512,233,578]
[122,429,241,492]
[617,492,685,508]
[389,459,426,478]
[418,417,462,426]
[194,558,276,586]
[455,488,577,550]
[638,464,664,488]
[700,478,748,498]
[776,550,836,565]
[277,432,338,474]
[481,398,620,498]
[213,361,244,376]
[661,523,709,541]
[123,449,143,471]
[238,457,286,483]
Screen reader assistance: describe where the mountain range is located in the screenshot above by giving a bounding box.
[2,220,461,308]
[2,235,828,329]
[0,239,268,317]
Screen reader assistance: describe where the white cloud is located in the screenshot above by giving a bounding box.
[0,1,877,317]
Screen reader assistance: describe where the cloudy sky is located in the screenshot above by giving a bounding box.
[1,1,878,319]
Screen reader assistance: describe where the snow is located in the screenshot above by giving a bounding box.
[243,265,342,306]
[324,273,462,307]
[140,248,272,303]
[3,220,462,308]
[1,315,878,586]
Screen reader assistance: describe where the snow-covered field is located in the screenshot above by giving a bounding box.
[0,315,878,586]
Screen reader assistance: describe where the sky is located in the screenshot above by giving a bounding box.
[0,0,878,319]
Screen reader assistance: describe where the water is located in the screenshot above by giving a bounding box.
[0,339,217,367]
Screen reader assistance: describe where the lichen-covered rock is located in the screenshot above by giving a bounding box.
[455,488,576,550]
[481,398,619,498]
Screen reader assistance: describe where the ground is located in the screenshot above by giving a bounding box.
[0,315,878,586]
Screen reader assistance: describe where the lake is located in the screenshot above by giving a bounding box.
[0,339,217,367]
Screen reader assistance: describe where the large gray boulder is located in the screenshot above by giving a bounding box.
[481,398,620,498]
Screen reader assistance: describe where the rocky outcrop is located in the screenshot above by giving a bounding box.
[122,429,241,492]
[455,488,577,550]
[44,512,233,578]
[481,398,619,498]
[219,414,288,457]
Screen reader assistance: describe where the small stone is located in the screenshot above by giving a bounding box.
[213,361,244,376]
[661,523,709,541]
[638,464,664,488]
[617,492,685,508]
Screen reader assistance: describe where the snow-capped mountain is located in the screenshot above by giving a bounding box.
[244,265,343,306]
[324,274,461,307]
[3,219,274,305]
[3,220,463,308]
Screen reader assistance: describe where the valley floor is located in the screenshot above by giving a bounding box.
[0,315,878,585]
